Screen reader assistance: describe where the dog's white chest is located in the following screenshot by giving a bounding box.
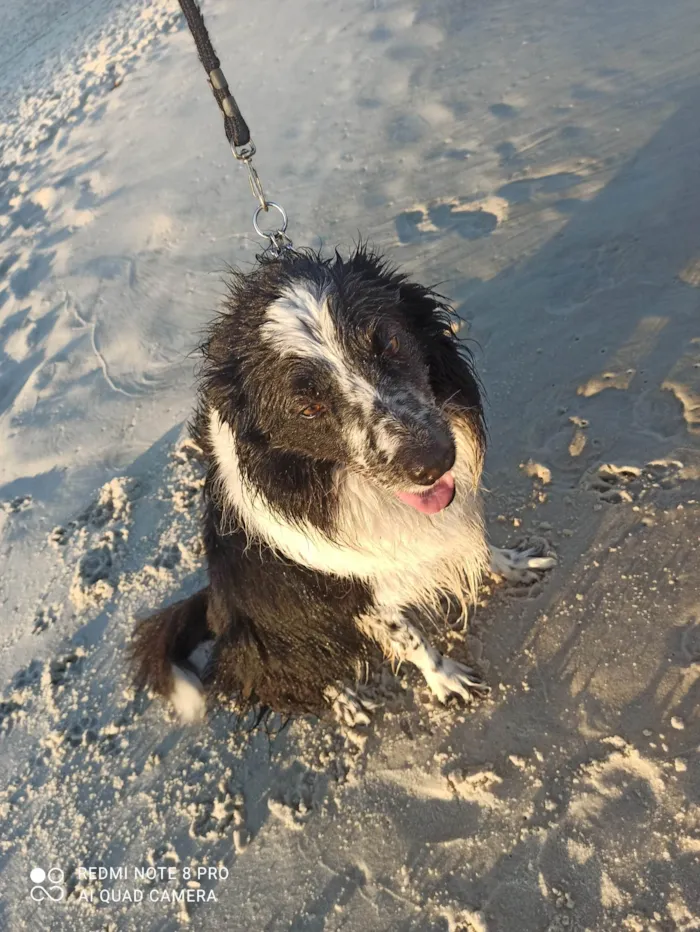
[209,407,488,611]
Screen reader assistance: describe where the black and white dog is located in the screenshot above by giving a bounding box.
[131,247,554,725]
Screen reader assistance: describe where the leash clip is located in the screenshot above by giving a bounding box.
[245,160,267,212]
[232,142,267,211]
[253,202,293,256]
[235,151,293,253]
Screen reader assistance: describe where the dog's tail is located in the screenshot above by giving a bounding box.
[130,588,212,723]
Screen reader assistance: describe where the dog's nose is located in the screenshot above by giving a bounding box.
[404,436,456,486]
[410,462,447,485]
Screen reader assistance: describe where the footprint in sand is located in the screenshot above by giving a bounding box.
[268,773,320,831]
[0,660,43,734]
[395,196,506,245]
[49,476,138,608]
[633,386,687,439]
[190,784,248,849]
[13,660,43,691]
[49,648,86,688]
[0,698,24,735]
[63,712,100,748]
[77,542,115,586]
[163,439,205,512]
[489,102,519,119]
[1,494,32,514]
[32,604,59,635]
[584,460,684,504]
[0,646,89,737]
[153,542,183,571]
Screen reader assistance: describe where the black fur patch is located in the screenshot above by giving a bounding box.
[202,492,372,717]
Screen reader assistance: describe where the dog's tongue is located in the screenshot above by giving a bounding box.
[396,472,455,515]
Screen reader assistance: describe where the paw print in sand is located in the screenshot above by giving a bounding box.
[586,460,684,504]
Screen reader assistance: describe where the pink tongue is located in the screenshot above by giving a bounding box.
[396,472,455,515]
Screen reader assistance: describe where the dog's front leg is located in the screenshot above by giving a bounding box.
[358,610,490,704]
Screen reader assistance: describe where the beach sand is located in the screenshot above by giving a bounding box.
[0,0,698,928]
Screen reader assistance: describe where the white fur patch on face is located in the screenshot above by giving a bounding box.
[261,283,439,469]
[261,282,378,415]
[373,421,402,459]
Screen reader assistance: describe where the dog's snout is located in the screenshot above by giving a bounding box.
[401,433,456,486]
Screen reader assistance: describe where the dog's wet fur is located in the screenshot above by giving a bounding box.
[131,246,499,724]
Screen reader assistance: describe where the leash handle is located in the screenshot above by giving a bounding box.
[177,0,252,151]
[177,0,293,254]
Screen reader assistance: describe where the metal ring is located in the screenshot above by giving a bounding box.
[252,201,288,239]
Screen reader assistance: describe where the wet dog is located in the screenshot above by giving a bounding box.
[131,247,554,725]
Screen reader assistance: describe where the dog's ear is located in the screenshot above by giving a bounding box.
[344,246,484,429]
[198,321,258,443]
[399,280,484,418]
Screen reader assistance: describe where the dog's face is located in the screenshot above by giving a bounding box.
[205,250,484,515]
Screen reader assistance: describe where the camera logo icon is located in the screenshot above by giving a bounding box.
[30,867,65,902]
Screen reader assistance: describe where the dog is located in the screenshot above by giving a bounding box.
[131,246,554,726]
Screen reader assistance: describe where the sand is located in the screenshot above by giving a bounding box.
[0,0,699,929]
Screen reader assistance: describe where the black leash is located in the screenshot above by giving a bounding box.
[177,0,292,254]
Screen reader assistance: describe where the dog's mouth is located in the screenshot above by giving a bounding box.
[395,471,455,515]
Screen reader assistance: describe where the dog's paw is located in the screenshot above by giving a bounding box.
[425,657,491,704]
[326,685,375,729]
[489,540,557,586]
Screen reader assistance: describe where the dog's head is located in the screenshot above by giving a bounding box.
[202,248,484,515]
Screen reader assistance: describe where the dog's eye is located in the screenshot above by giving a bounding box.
[300,402,327,419]
[383,335,400,357]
